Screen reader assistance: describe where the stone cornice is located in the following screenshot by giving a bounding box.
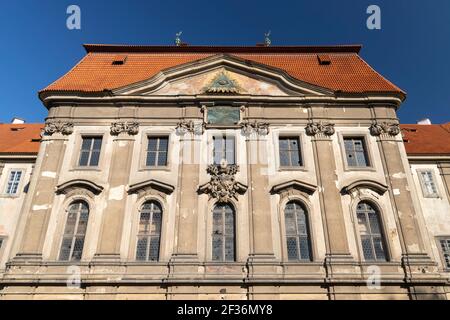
[55,179,104,195]
[341,180,388,196]
[270,180,317,195]
[127,179,175,195]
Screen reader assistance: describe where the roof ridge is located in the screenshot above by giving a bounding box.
[83,44,363,54]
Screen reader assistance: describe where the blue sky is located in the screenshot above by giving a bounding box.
[0,0,449,124]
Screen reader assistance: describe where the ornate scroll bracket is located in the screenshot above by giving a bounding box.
[44,121,74,136]
[369,121,400,137]
[239,120,270,136]
[305,121,335,137]
[198,164,247,202]
[110,121,139,136]
[176,119,205,135]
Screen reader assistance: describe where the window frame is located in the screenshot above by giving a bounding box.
[211,133,236,166]
[339,133,375,171]
[417,169,440,198]
[139,131,172,171]
[436,236,450,271]
[135,200,163,262]
[283,200,313,262]
[211,203,236,262]
[276,133,305,170]
[355,201,389,263]
[3,169,24,196]
[72,133,106,171]
[58,200,90,262]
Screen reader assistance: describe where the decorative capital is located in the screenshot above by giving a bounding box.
[239,120,270,136]
[369,121,400,137]
[305,121,335,137]
[110,121,139,136]
[176,119,205,135]
[198,164,247,203]
[44,121,74,136]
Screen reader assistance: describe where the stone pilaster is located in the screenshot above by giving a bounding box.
[370,121,437,282]
[169,120,202,272]
[241,121,277,278]
[14,121,72,262]
[306,121,354,278]
[93,122,137,262]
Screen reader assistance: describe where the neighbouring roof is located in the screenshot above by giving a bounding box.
[0,124,43,155]
[401,123,450,156]
[40,44,404,98]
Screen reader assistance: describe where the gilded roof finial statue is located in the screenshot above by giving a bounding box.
[175,31,182,46]
[264,31,271,46]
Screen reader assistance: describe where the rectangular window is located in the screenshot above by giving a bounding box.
[344,137,370,167]
[5,170,22,195]
[146,136,169,167]
[419,170,439,197]
[78,136,102,167]
[213,135,235,165]
[279,137,302,167]
[439,238,450,269]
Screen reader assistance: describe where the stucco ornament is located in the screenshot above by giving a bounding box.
[305,121,335,136]
[176,119,205,135]
[369,121,400,137]
[239,120,270,136]
[199,163,247,202]
[110,121,139,135]
[203,70,242,94]
[44,121,74,135]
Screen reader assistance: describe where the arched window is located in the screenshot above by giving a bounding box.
[136,201,162,261]
[356,201,387,261]
[285,201,312,261]
[59,200,89,261]
[212,203,235,262]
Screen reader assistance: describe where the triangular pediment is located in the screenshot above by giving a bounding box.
[113,54,332,97]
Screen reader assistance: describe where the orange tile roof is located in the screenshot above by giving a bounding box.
[0,124,43,155]
[40,44,404,98]
[401,123,450,156]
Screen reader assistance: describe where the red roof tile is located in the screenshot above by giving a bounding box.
[0,124,43,155]
[401,123,450,156]
[40,44,404,97]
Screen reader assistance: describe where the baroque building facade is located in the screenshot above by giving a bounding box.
[0,44,449,299]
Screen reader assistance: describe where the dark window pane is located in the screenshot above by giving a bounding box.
[212,236,223,261]
[89,150,100,166]
[159,137,169,151]
[78,151,90,166]
[146,151,157,166]
[361,237,374,260]
[373,237,386,261]
[92,137,102,150]
[136,237,148,260]
[71,237,84,261]
[59,238,72,261]
[287,237,299,260]
[81,138,91,150]
[149,237,160,261]
[280,151,290,167]
[299,237,311,260]
[148,138,158,151]
[157,152,167,166]
[225,236,234,261]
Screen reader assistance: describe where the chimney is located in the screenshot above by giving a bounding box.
[11,117,25,124]
[417,118,431,125]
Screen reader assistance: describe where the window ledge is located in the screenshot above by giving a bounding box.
[70,167,102,172]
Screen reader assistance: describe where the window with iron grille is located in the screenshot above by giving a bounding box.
[78,136,102,167]
[356,202,387,261]
[212,203,235,262]
[146,136,169,167]
[419,170,439,198]
[439,238,450,269]
[136,201,162,261]
[59,201,89,261]
[279,137,302,167]
[213,135,235,165]
[344,137,370,167]
[5,170,22,195]
[284,201,312,261]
